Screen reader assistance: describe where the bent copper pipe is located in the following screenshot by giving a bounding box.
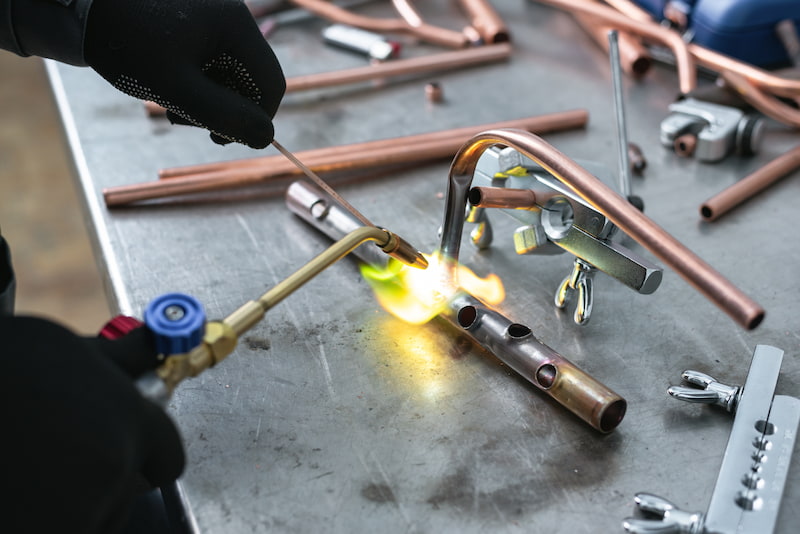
[146,43,513,117]
[719,70,800,129]
[457,0,510,44]
[701,145,800,222]
[105,111,589,206]
[602,0,800,99]
[159,110,587,179]
[438,129,764,330]
[533,0,696,94]
[289,0,470,49]
[572,14,652,78]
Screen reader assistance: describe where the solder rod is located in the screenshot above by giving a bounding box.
[441,129,764,330]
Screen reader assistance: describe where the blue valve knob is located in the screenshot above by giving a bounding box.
[144,293,206,355]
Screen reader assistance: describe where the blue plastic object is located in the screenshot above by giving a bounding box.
[634,0,800,67]
[144,292,206,355]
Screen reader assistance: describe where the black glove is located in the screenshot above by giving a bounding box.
[1,316,185,534]
[84,0,286,149]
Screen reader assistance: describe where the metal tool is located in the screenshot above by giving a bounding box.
[135,225,428,405]
[322,24,400,61]
[441,129,764,331]
[465,144,663,325]
[660,97,765,162]
[624,345,800,534]
[608,29,644,211]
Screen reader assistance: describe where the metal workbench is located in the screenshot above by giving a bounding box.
[46,2,799,533]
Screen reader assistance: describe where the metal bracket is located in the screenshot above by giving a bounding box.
[624,345,800,534]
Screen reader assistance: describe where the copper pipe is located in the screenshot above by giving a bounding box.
[533,0,696,94]
[440,129,764,330]
[289,0,469,49]
[105,111,589,206]
[690,44,800,100]
[719,70,800,129]
[442,292,626,432]
[468,187,537,209]
[701,145,800,222]
[572,14,652,78]
[158,109,589,179]
[146,44,513,117]
[673,133,697,157]
[456,0,511,44]
[601,0,655,22]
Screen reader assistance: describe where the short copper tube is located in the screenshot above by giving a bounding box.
[441,292,627,433]
[456,0,511,44]
[701,144,800,222]
[440,129,764,330]
[572,14,652,78]
[468,186,536,209]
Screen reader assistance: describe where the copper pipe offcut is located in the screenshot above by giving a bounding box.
[290,0,469,49]
[534,0,696,94]
[719,70,800,129]
[572,14,652,78]
[106,110,588,206]
[456,0,511,44]
[468,187,537,210]
[701,145,800,222]
[440,129,764,330]
[441,292,627,432]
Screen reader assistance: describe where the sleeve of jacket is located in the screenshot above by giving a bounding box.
[0,0,94,66]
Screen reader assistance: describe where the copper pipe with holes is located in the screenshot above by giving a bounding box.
[440,129,764,330]
[145,43,513,117]
[533,0,696,94]
[289,0,470,48]
[572,14,652,78]
[104,111,589,206]
[456,0,510,44]
[701,145,800,222]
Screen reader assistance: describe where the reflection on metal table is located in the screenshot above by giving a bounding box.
[46,1,799,533]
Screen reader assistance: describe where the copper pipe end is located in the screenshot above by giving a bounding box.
[673,134,697,157]
[468,186,537,209]
[457,0,511,44]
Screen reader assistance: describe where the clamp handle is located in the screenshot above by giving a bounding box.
[667,369,740,413]
[623,493,704,534]
[143,292,206,355]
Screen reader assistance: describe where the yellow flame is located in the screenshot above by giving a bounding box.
[360,251,505,324]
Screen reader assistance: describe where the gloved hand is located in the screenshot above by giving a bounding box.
[1,316,185,534]
[84,0,286,149]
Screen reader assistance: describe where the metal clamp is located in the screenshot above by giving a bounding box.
[468,145,663,325]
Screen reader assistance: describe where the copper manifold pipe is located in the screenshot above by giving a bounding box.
[441,292,626,433]
[456,0,510,44]
[104,110,589,206]
[572,14,652,78]
[145,43,513,117]
[468,187,537,209]
[533,0,696,94]
[701,145,800,222]
[289,0,470,49]
[440,129,764,330]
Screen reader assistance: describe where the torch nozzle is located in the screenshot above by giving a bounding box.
[378,229,429,269]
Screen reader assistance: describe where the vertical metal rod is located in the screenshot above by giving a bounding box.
[608,30,632,200]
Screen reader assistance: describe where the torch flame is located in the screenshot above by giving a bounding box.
[360,251,505,324]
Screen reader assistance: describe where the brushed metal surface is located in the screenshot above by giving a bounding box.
[45,2,799,532]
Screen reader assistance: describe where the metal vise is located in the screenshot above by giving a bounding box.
[467,145,663,326]
[660,98,764,163]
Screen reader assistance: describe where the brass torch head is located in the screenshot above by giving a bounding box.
[377,228,429,269]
